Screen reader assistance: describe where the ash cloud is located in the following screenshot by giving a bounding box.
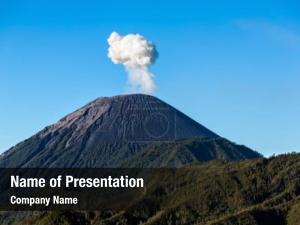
[107,32,158,94]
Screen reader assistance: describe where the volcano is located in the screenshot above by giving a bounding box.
[0,94,261,167]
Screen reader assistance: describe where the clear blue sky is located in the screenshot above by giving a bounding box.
[1,0,299,156]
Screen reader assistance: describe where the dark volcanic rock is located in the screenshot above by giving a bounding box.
[0,94,260,168]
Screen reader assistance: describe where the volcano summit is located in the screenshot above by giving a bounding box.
[0,94,261,168]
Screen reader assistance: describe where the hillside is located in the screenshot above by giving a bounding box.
[10,153,300,225]
[121,137,261,167]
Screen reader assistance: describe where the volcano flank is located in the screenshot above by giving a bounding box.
[0,94,261,168]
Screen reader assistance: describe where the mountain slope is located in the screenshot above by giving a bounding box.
[0,94,259,168]
[122,137,261,167]
[12,153,300,225]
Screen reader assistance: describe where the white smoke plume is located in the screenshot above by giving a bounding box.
[107,32,158,94]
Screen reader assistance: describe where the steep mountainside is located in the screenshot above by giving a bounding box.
[0,94,260,168]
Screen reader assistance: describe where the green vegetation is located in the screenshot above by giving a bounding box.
[10,153,300,225]
[121,137,261,167]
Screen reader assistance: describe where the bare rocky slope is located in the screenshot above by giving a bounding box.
[0,94,260,168]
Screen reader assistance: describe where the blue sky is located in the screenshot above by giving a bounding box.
[0,0,299,156]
